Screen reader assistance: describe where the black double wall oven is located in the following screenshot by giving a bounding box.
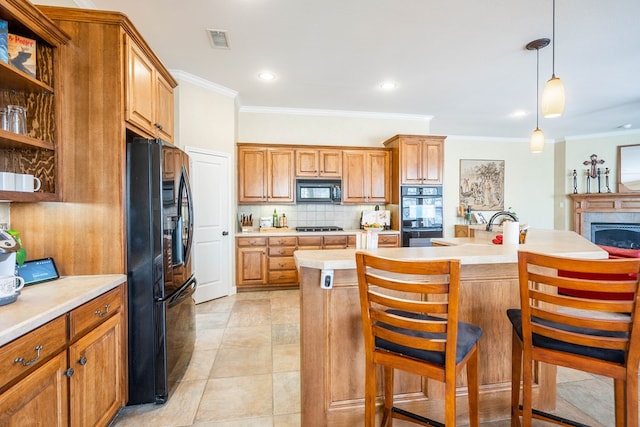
[401,186,443,247]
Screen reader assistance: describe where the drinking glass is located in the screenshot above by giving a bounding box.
[7,105,26,135]
[0,108,7,131]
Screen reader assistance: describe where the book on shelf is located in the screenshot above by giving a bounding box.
[8,33,36,77]
[0,20,7,64]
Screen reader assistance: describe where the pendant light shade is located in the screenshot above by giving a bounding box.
[542,74,565,118]
[543,0,565,118]
[530,128,545,153]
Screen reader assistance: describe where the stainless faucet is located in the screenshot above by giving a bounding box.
[486,211,519,231]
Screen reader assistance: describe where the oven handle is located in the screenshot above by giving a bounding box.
[168,276,197,308]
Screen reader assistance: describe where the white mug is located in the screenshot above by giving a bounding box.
[0,275,25,298]
[15,174,41,192]
[0,172,15,191]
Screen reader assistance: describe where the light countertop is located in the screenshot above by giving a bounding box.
[294,229,607,270]
[0,274,127,346]
[238,228,400,237]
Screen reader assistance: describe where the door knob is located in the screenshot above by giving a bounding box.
[222,231,229,236]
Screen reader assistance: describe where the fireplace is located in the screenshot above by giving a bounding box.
[591,223,640,249]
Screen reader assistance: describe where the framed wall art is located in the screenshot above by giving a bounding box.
[459,159,505,210]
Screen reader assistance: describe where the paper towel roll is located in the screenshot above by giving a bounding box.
[503,221,520,245]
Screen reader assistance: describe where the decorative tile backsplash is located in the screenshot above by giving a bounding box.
[237,203,390,231]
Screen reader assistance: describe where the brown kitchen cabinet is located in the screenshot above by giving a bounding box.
[295,149,342,178]
[384,134,445,187]
[125,37,175,142]
[267,236,298,285]
[0,285,126,427]
[236,237,268,287]
[238,145,295,204]
[342,149,390,204]
[0,0,70,202]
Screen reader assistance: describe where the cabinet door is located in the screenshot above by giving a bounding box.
[69,313,124,427]
[0,352,68,426]
[237,246,267,286]
[366,150,390,203]
[319,150,342,177]
[126,39,155,135]
[155,73,175,142]
[400,138,424,185]
[295,150,319,177]
[342,151,367,203]
[238,147,267,203]
[421,139,443,184]
[267,149,294,203]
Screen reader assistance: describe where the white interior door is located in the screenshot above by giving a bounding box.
[186,146,233,303]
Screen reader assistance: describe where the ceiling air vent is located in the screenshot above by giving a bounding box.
[207,29,230,49]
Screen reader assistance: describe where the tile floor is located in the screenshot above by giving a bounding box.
[111,289,618,427]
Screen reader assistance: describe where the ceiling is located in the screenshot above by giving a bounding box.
[37,0,640,140]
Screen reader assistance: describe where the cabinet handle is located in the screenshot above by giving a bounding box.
[14,345,43,367]
[78,356,88,366]
[94,304,110,318]
[64,368,75,378]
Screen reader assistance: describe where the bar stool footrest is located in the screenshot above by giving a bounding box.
[518,405,591,427]
[392,406,444,427]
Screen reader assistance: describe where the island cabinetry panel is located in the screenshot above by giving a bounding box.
[342,149,390,204]
[295,149,342,178]
[0,284,127,426]
[125,36,175,142]
[384,134,445,191]
[0,0,70,202]
[238,145,295,203]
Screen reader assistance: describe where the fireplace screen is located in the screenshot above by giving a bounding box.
[591,223,640,249]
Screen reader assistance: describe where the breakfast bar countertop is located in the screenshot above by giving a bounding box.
[0,274,127,346]
[294,228,607,270]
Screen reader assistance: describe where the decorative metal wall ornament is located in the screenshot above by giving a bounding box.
[604,168,612,193]
[572,169,578,194]
[583,154,605,194]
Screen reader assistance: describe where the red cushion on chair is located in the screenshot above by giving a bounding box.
[597,244,640,259]
[558,245,637,300]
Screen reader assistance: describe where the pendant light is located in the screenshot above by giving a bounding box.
[526,38,550,153]
[541,0,565,118]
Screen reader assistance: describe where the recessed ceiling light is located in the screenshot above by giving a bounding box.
[379,81,397,90]
[509,110,528,119]
[258,71,276,81]
[619,123,633,129]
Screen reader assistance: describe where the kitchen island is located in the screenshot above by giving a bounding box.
[294,229,606,426]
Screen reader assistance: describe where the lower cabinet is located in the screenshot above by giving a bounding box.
[0,285,126,426]
[237,234,400,290]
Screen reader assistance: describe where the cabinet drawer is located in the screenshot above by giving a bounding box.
[269,246,296,257]
[323,235,348,248]
[268,270,298,284]
[0,315,67,388]
[69,287,122,340]
[268,257,296,271]
[297,236,322,247]
[378,234,400,247]
[268,236,297,246]
[237,237,267,247]
[347,235,357,247]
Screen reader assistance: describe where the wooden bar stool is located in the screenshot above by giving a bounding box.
[508,251,640,427]
[355,252,483,426]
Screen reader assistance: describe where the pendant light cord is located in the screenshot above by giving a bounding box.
[552,0,556,76]
[536,48,540,129]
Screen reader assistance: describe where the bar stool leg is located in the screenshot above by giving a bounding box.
[365,357,376,427]
[383,366,394,426]
[467,346,480,427]
[510,329,522,427]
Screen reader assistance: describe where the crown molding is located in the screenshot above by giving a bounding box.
[239,106,432,122]
[169,69,238,99]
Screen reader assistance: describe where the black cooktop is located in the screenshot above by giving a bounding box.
[296,226,344,232]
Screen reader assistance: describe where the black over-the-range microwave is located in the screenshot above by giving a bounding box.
[296,179,342,204]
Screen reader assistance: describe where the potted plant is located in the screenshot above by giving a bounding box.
[7,229,26,266]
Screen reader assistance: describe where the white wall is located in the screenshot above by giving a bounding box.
[443,136,556,236]
[238,110,431,147]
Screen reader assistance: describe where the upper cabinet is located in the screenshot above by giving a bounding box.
[295,149,342,178]
[238,145,295,204]
[384,134,445,186]
[342,149,390,204]
[0,0,70,202]
[125,37,175,142]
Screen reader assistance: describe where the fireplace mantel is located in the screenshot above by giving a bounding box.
[569,193,640,235]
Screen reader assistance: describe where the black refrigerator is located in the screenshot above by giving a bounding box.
[126,137,197,405]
